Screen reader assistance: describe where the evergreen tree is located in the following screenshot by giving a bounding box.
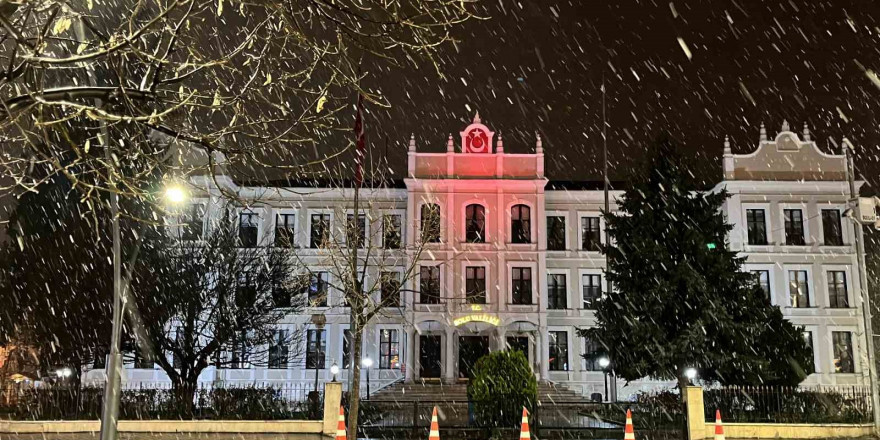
[582,135,813,388]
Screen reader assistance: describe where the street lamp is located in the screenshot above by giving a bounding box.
[362,357,374,400]
[684,367,698,385]
[330,362,340,382]
[598,357,611,402]
[164,184,187,204]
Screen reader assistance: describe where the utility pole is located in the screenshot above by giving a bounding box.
[843,139,880,430]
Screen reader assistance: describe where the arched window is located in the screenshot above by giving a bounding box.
[465,204,486,243]
[421,204,441,243]
[511,204,531,244]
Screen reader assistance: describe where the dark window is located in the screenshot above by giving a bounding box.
[582,274,602,309]
[547,216,566,251]
[421,204,441,243]
[231,332,249,369]
[465,204,486,243]
[751,270,771,301]
[347,214,366,249]
[379,329,400,369]
[784,209,806,246]
[308,272,328,307]
[511,205,531,244]
[803,331,815,371]
[342,330,353,369]
[310,213,330,248]
[419,266,440,304]
[275,213,296,247]
[581,217,601,251]
[746,209,768,245]
[507,336,529,354]
[583,337,603,371]
[93,348,107,369]
[380,272,401,307]
[383,214,402,249]
[181,204,205,240]
[466,266,487,304]
[547,274,567,310]
[268,330,289,369]
[788,270,810,308]
[549,331,568,371]
[832,331,854,373]
[511,267,532,305]
[235,275,257,310]
[306,329,326,369]
[827,271,849,308]
[822,210,844,246]
[239,212,259,247]
[272,280,291,308]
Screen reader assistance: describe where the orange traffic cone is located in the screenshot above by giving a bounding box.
[714,409,725,440]
[624,409,635,440]
[520,407,531,439]
[429,406,440,440]
[336,405,347,440]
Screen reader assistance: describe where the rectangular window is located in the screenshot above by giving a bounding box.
[832,331,855,373]
[751,270,771,301]
[548,331,568,371]
[342,330,353,369]
[346,213,366,249]
[421,204,441,243]
[235,275,257,310]
[784,209,805,246]
[511,267,533,305]
[507,336,529,354]
[583,337,603,371]
[788,270,810,308]
[547,274,567,310]
[420,266,440,304]
[827,271,849,308]
[308,272,329,307]
[822,210,844,246]
[272,280,292,308]
[310,213,330,248]
[239,212,259,247]
[275,213,296,248]
[582,274,602,309]
[231,332,249,369]
[383,214,402,249]
[803,331,815,372]
[93,348,107,369]
[379,329,400,369]
[181,204,205,240]
[746,209,768,245]
[581,217,601,251]
[306,329,326,369]
[511,205,531,244]
[268,330,289,369]
[466,266,487,304]
[547,216,566,251]
[380,272,401,307]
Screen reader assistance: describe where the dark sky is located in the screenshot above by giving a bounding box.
[350,0,880,191]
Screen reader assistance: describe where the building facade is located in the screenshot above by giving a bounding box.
[83,116,869,398]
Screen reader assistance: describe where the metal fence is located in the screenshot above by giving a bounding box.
[703,385,873,424]
[0,382,320,420]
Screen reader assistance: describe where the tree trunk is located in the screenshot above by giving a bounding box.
[347,314,364,440]
[173,377,197,418]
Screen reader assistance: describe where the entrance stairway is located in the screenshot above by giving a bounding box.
[369,381,588,403]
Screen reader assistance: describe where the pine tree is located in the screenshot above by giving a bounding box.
[583,135,813,388]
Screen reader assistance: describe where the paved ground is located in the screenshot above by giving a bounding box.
[0,435,324,440]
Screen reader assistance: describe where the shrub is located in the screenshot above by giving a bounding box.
[467,350,537,428]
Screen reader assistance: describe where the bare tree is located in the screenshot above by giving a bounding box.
[128,204,305,413]
[0,0,475,214]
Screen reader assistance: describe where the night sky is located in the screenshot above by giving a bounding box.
[344,0,880,190]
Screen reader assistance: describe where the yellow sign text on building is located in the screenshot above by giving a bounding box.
[453,314,501,327]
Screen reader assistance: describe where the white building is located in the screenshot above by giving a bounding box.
[84,116,869,398]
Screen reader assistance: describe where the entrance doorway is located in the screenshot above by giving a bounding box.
[507,336,529,355]
[419,335,442,378]
[458,336,489,379]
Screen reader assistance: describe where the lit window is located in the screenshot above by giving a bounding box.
[549,331,568,371]
[379,329,400,369]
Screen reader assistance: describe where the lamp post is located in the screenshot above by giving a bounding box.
[362,357,373,400]
[598,357,611,402]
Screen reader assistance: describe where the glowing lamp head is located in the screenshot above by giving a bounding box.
[164,184,187,204]
[330,363,340,376]
[598,357,611,369]
[684,367,698,381]
[362,357,373,368]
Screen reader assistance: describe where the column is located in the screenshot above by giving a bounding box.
[405,327,415,383]
[538,326,549,382]
[444,327,456,384]
[495,326,507,351]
